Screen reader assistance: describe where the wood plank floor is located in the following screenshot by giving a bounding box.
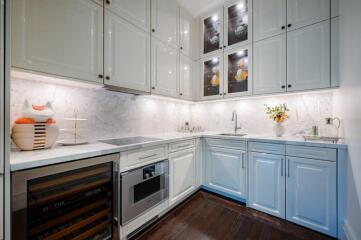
[133,190,335,240]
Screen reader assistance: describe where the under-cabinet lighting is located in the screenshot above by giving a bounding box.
[11,70,103,90]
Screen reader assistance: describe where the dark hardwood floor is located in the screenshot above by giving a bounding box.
[133,190,335,240]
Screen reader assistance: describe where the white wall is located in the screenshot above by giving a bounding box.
[334,0,361,238]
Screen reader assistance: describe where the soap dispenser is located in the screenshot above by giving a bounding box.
[320,117,341,138]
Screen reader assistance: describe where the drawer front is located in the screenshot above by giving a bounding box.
[169,139,195,153]
[286,145,336,162]
[249,142,285,155]
[205,138,246,150]
[122,145,168,169]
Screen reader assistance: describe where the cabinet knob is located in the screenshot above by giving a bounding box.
[288,23,292,28]
[281,85,286,89]
[180,93,183,96]
[223,45,226,49]
[105,76,110,80]
[223,93,226,95]
[152,29,155,33]
[288,84,292,88]
[152,86,155,90]
[219,47,223,50]
[98,74,103,79]
[180,46,183,50]
[281,26,286,30]
[219,93,223,96]
[106,0,110,4]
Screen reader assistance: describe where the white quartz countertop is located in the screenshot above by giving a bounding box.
[10,132,347,172]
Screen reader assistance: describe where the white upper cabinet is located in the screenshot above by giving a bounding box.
[224,0,252,50]
[104,11,150,92]
[105,0,150,32]
[179,54,193,100]
[286,157,337,237]
[201,54,224,100]
[287,20,330,92]
[253,0,286,41]
[331,17,339,88]
[151,0,179,48]
[179,8,193,58]
[169,148,196,206]
[287,0,330,31]
[254,34,286,95]
[248,152,285,218]
[151,39,178,97]
[224,44,252,97]
[201,8,224,57]
[205,146,247,199]
[12,0,103,83]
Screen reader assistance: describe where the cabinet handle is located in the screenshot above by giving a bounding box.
[152,29,155,33]
[281,26,286,30]
[281,85,285,89]
[288,23,292,28]
[241,153,245,169]
[287,158,290,178]
[139,154,157,160]
[106,0,111,4]
[105,76,110,80]
[288,84,292,88]
[281,158,284,176]
[98,74,103,79]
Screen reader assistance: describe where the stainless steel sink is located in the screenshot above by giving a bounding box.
[218,133,247,137]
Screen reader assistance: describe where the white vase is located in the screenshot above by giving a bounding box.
[273,122,285,137]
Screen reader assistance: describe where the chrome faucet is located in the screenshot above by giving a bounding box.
[232,111,242,134]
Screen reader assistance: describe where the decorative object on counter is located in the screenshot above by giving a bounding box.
[11,100,59,151]
[320,117,341,138]
[58,109,89,146]
[265,103,290,137]
[177,121,203,133]
[311,125,319,136]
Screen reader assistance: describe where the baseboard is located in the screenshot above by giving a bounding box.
[344,220,359,240]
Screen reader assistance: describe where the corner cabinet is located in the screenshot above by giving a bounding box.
[204,139,247,200]
[248,152,285,218]
[169,148,196,206]
[12,0,104,84]
[104,10,150,93]
[286,156,337,237]
[151,38,178,97]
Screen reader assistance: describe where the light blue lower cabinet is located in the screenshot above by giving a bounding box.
[286,156,337,237]
[203,145,247,202]
[248,152,286,218]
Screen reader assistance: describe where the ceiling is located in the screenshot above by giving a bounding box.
[177,0,224,17]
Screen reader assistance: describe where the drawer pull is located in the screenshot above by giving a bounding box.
[139,154,157,160]
[287,158,290,178]
[281,158,284,176]
[241,152,245,169]
[176,144,191,148]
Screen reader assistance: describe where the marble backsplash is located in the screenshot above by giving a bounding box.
[11,77,336,140]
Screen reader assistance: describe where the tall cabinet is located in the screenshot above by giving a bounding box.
[0,0,4,237]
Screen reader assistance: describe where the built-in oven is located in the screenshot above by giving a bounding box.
[120,160,169,225]
[11,154,120,240]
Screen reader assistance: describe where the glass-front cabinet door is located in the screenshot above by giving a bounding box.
[224,45,252,97]
[201,9,223,57]
[201,54,223,100]
[224,0,252,50]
